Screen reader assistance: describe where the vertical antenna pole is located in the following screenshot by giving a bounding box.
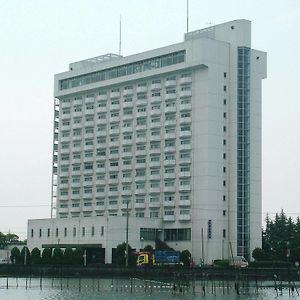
[119,14,122,56]
[186,0,189,32]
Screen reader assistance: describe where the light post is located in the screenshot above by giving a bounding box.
[125,200,129,267]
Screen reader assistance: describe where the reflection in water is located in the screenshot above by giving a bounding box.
[0,277,295,300]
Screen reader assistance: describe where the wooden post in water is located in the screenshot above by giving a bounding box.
[40,274,43,290]
[6,277,8,289]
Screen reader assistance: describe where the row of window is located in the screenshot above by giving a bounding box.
[59,50,186,90]
[59,179,191,196]
[60,165,191,184]
[31,225,105,239]
[61,86,191,109]
[61,111,191,129]
[60,193,191,204]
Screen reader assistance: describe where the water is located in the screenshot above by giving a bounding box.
[0,277,297,300]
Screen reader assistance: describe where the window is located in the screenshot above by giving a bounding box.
[223,153,226,159]
[55,228,58,237]
[136,183,145,189]
[137,107,146,113]
[140,228,159,240]
[208,220,212,239]
[82,227,85,236]
[224,72,227,78]
[123,184,131,190]
[91,226,95,236]
[164,210,174,215]
[123,159,132,165]
[39,229,42,238]
[223,112,227,119]
[150,211,159,218]
[123,134,132,140]
[180,209,190,215]
[136,157,146,164]
[223,180,226,187]
[73,227,76,237]
[135,197,145,203]
[151,182,160,188]
[180,166,190,172]
[136,169,146,177]
[151,156,160,162]
[109,186,118,192]
[150,196,159,202]
[31,229,34,238]
[180,194,190,200]
[223,85,227,92]
[137,144,146,151]
[47,228,50,237]
[101,226,104,236]
[223,99,227,105]
[223,167,226,173]
[164,195,174,201]
[137,118,146,126]
[223,210,226,216]
[165,168,174,174]
[64,227,67,237]
[136,212,145,218]
[223,229,226,238]
[223,139,226,145]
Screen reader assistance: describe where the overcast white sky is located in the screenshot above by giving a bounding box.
[0,0,299,239]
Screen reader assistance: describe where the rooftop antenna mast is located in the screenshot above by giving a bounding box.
[119,14,122,56]
[186,0,189,32]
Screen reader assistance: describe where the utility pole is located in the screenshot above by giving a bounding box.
[125,200,129,267]
[186,0,189,33]
[201,228,204,265]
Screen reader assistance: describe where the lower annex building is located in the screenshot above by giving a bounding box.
[27,19,267,264]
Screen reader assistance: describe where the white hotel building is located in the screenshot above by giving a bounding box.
[27,20,267,264]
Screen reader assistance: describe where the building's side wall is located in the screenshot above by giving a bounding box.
[27,216,161,263]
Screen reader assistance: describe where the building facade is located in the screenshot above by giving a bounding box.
[27,19,267,264]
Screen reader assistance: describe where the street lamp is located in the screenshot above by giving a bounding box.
[125,200,129,267]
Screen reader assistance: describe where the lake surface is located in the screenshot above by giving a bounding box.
[0,277,297,299]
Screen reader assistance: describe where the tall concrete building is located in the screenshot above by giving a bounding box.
[27,19,266,264]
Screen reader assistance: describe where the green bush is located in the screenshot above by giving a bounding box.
[213,259,229,268]
[42,248,52,264]
[20,247,31,265]
[10,247,21,264]
[30,247,41,265]
[180,249,191,267]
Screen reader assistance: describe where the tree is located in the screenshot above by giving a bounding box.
[52,248,63,264]
[42,248,52,264]
[10,247,21,264]
[0,232,7,249]
[73,248,84,265]
[5,233,19,243]
[143,245,153,252]
[262,210,300,262]
[20,247,31,265]
[31,247,41,265]
[180,249,191,267]
[252,248,269,261]
[115,242,136,266]
[63,247,74,265]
